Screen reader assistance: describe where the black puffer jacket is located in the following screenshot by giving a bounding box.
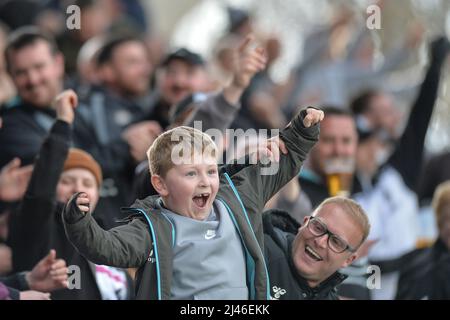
[263,209,346,300]
[396,239,450,300]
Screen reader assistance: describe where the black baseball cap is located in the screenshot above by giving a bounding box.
[161,48,205,67]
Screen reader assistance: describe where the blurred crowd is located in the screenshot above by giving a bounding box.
[0,0,450,300]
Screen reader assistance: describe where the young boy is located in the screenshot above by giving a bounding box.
[63,107,323,300]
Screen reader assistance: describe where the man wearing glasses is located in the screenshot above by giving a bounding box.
[263,196,370,300]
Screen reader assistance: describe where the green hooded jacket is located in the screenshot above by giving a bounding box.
[63,109,319,300]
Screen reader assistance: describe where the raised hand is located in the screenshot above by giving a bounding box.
[0,244,12,275]
[264,136,288,163]
[75,192,91,214]
[122,121,162,162]
[19,290,51,300]
[232,35,267,89]
[302,108,324,128]
[53,89,78,124]
[27,249,68,292]
[0,157,33,202]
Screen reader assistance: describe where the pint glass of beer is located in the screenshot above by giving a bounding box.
[324,158,355,197]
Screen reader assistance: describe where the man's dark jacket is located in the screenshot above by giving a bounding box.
[396,239,450,300]
[263,209,346,300]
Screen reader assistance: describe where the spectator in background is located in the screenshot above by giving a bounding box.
[230,33,287,131]
[396,181,450,299]
[351,37,450,299]
[0,0,43,31]
[299,107,358,208]
[0,28,61,272]
[95,35,153,102]
[73,34,160,228]
[0,26,64,168]
[0,157,33,276]
[209,6,253,88]
[284,4,423,111]
[283,7,355,114]
[70,35,105,96]
[214,6,286,131]
[0,22,16,107]
[148,48,210,129]
[1,249,68,300]
[7,90,133,300]
[210,34,241,89]
[350,90,402,140]
[418,151,450,206]
[56,0,137,76]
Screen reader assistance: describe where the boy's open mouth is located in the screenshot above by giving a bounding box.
[192,193,210,208]
[305,245,323,262]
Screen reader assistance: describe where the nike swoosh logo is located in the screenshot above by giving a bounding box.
[205,231,216,240]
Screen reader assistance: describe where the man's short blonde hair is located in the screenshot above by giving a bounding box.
[147,126,218,177]
[313,196,371,247]
[432,180,450,226]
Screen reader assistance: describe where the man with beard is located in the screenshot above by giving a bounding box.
[147,48,210,129]
[72,34,161,228]
[0,26,65,168]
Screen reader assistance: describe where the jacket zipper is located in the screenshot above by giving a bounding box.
[217,198,257,300]
[223,173,271,300]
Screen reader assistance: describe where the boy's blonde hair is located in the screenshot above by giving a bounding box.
[313,196,371,247]
[432,180,450,226]
[147,126,218,177]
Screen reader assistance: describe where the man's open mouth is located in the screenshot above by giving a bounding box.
[305,245,323,261]
[192,193,210,208]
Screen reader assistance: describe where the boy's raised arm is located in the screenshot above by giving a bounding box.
[62,192,151,269]
[245,108,323,208]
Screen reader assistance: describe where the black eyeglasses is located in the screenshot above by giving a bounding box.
[306,217,356,253]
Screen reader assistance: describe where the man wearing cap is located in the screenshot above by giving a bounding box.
[148,47,210,129]
[7,90,133,300]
